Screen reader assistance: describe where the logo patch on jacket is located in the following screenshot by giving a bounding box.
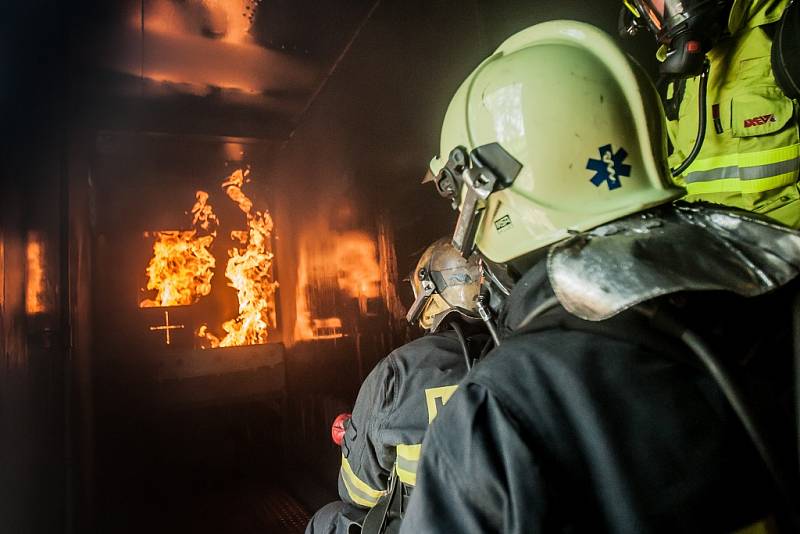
[587,144,630,191]
[494,214,512,232]
[743,114,776,128]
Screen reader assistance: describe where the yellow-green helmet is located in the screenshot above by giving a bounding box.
[407,238,482,332]
[429,20,682,263]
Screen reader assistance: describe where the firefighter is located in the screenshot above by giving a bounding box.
[620,0,800,227]
[401,21,800,533]
[305,238,492,534]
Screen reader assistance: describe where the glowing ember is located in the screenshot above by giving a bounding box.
[139,191,218,308]
[200,168,278,348]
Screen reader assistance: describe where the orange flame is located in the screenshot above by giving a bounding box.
[293,243,317,341]
[336,231,381,299]
[25,232,46,315]
[292,230,382,342]
[200,168,278,348]
[143,0,258,45]
[139,191,218,308]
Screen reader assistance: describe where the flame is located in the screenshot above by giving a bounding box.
[25,232,46,315]
[336,231,381,299]
[201,0,258,44]
[293,230,382,342]
[139,191,218,308]
[142,0,258,45]
[200,168,278,348]
[293,243,316,341]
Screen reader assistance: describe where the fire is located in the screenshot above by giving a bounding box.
[200,168,278,348]
[25,232,46,315]
[139,191,218,308]
[143,0,259,45]
[293,230,382,342]
[336,231,381,300]
[293,243,318,341]
[201,0,259,44]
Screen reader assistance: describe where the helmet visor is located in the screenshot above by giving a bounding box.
[631,0,691,41]
[431,265,481,314]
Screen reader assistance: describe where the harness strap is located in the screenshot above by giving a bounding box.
[360,471,407,534]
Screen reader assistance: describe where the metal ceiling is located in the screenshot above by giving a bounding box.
[78,0,377,141]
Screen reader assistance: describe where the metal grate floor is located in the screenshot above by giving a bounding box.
[107,483,311,534]
[251,487,311,533]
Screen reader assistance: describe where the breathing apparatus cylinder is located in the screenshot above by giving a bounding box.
[772,0,800,102]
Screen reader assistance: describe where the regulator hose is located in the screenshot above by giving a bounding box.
[450,322,473,371]
[793,293,800,475]
[639,304,799,529]
[671,61,710,178]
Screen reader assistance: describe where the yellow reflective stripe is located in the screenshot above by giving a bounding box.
[395,465,417,486]
[425,385,459,423]
[341,473,379,507]
[683,143,800,194]
[687,144,800,174]
[686,172,797,195]
[340,454,386,507]
[397,443,421,461]
[395,443,422,486]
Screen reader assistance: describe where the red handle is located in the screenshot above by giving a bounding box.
[331,413,352,446]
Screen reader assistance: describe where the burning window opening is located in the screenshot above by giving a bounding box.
[293,230,383,342]
[139,168,277,349]
[198,168,278,348]
[139,190,218,308]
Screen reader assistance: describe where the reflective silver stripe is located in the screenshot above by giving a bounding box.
[685,157,800,184]
[740,157,800,180]
[685,165,739,183]
[396,455,418,476]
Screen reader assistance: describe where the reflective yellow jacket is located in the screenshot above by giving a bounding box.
[668,0,800,227]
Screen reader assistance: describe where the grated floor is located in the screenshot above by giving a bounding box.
[170,485,310,534]
[105,482,310,534]
[245,486,311,533]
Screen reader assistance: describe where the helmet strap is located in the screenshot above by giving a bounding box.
[452,165,497,257]
[436,144,522,257]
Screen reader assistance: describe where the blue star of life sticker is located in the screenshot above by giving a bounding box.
[586,144,631,191]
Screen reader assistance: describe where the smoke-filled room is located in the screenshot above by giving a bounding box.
[3,0,800,533]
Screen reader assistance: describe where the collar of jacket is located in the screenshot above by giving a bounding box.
[546,202,800,321]
[498,259,556,336]
[728,0,789,34]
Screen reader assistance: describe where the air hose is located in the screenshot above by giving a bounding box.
[671,61,710,177]
[475,293,501,347]
[639,304,800,529]
[793,293,800,476]
[450,322,473,371]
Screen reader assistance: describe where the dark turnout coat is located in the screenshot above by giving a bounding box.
[307,330,483,534]
[401,262,784,533]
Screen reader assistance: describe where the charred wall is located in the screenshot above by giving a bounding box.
[1,3,73,533]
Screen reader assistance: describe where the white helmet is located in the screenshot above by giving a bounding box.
[428,20,681,263]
